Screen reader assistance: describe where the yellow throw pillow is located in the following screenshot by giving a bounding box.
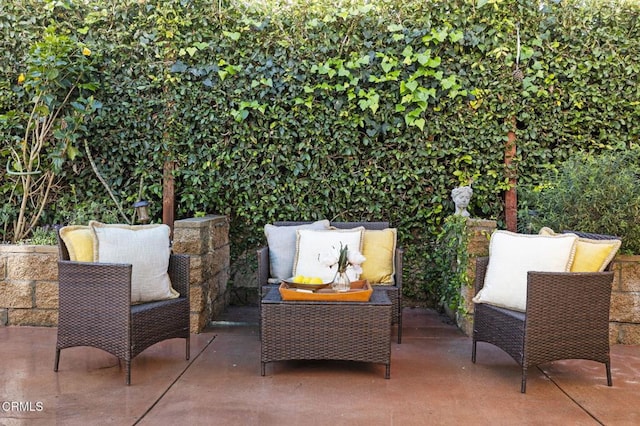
[539,227,621,272]
[360,228,397,284]
[571,239,621,272]
[59,225,95,262]
[538,227,556,237]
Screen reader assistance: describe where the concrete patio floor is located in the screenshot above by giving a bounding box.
[1,306,639,426]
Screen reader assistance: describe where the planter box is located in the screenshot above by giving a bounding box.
[0,244,59,326]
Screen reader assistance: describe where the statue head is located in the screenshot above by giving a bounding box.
[451,186,473,217]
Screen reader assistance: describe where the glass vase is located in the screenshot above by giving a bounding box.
[332,271,351,292]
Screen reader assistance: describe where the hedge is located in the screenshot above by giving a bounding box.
[1,0,639,305]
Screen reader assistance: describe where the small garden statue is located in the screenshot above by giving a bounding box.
[451,185,473,217]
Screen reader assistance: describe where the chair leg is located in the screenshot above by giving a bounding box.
[125,360,131,386]
[606,361,613,386]
[521,367,527,393]
[397,312,402,344]
[54,348,61,372]
[186,337,190,360]
[471,339,477,363]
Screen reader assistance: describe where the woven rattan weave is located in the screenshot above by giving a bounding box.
[257,221,403,343]
[54,231,190,385]
[471,231,617,393]
[261,288,392,378]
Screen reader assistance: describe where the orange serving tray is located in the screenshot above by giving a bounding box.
[279,280,373,302]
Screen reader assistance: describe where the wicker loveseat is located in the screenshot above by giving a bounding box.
[471,230,620,393]
[257,221,404,343]
[54,225,190,385]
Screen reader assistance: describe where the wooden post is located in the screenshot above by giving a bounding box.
[163,160,175,237]
[505,119,517,232]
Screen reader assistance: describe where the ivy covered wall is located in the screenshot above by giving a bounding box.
[1,0,639,304]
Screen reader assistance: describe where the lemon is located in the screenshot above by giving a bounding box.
[292,275,304,283]
[309,277,323,284]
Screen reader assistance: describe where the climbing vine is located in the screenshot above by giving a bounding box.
[426,215,472,313]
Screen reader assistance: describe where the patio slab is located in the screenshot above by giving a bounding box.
[1,307,638,425]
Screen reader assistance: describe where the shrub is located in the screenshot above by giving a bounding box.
[17,225,58,246]
[522,148,640,253]
[0,24,101,242]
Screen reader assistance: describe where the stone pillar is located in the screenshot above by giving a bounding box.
[173,215,230,333]
[456,218,496,335]
[609,255,640,345]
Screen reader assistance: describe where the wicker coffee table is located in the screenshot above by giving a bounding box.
[260,288,392,378]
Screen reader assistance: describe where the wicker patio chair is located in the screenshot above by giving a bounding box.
[257,221,404,343]
[471,231,618,393]
[54,231,190,385]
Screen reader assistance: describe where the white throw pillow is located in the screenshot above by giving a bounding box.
[264,220,330,282]
[292,227,365,282]
[90,221,179,304]
[472,230,578,312]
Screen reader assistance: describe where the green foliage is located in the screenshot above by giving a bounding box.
[1,0,640,304]
[425,215,471,313]
[521,148,640,253]
[17,225,57,246]
[50,197,124,227]
[16,26,101,171]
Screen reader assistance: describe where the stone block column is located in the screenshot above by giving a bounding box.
[456,218,496,336]
[173,215,230,333]
[609,255,640,344]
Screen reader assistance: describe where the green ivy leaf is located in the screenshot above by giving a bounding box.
[223,31,241,41]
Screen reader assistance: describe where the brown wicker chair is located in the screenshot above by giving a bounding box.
[54,232,190,385]
[471,231,617,393]
[257,221,404,343]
